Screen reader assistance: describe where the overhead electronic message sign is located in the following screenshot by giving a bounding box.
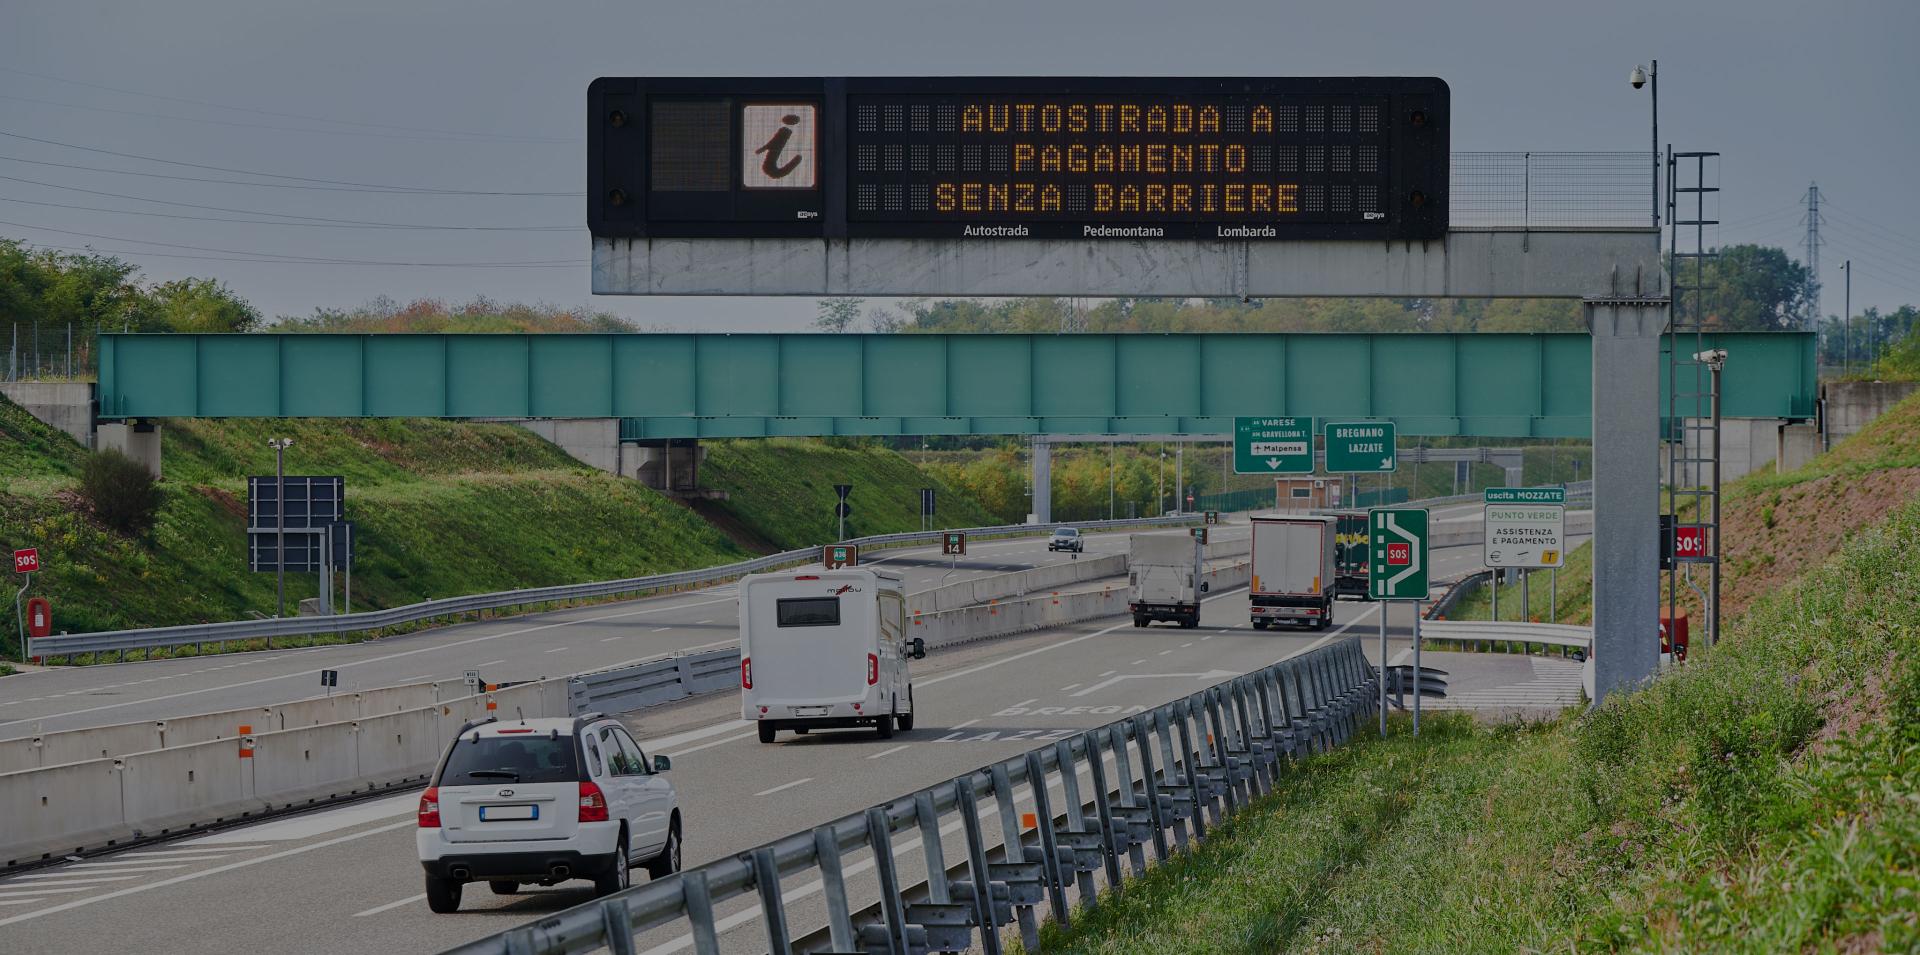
[590,77,1448,241]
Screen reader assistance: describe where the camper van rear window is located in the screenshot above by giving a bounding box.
[776,597,842,627]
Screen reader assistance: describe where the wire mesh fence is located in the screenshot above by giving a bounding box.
[5,322,91,381]
[1451,151,1655,230]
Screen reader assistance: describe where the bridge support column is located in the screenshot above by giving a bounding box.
[1030,437,1051,524]
[96,419,162,478]
[1587,299,1666,704]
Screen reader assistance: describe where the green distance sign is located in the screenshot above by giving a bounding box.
[1234,416,1313,474]
[1325,421,1397,473]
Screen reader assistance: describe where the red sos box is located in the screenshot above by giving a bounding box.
[12,548,37,574]
[1386,543,1412,566]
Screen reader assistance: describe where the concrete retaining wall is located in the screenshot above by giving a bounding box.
[1823,380,1919,446]
[0,381,93,447]
[0,679,571,869]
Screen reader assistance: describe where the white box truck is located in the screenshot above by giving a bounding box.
[739,568,924,743]
[1128,531,1207,629]
[1249,515,1337,630]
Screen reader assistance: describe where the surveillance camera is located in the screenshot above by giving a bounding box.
[1629,66,1647,89]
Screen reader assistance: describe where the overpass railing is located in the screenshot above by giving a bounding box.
[1451,151,1654,230]
[446,639,1375,955]
[26,515,1196,661]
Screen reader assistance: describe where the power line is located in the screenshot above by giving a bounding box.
[0,173,577,229]
[17,240,585,270]
[1,219,582,267]
[0,92,571,146]
[0,152,578,197]
[0,128,578,195]
[0,65,571,144]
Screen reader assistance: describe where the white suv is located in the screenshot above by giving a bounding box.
[415,714,681,912]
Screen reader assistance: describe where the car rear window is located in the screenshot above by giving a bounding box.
[438,734,578,785]
[1057,528,1078,536]
[776,596,841,627]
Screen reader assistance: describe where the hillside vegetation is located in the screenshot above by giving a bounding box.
[699,438,996,549]
[1041,482,1920,954]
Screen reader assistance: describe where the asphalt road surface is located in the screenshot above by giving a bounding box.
[0,529,1134,739]
[0,538,1516,955]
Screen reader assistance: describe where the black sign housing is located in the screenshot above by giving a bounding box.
[589,77,1448,241]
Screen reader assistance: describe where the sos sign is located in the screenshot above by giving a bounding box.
[12,548,38,574]
[1672,525,1707,560]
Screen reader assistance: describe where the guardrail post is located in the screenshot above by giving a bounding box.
[599,898,638,955]
[954,779,1004,955]
[1023,749,1070,929]
[913,791,952,905]
[1106,724,1147,877]
[1081,732,1125,892]
[989,765,1040,950]
[1128,718,1170,863]
[1229,681,1265,799]
[1171,699,1211,837]
[1052,737,1101,904]
[1150,711,1190,849]
[679,869,723,955]
[1203,689,1241,812]
[750,847,792,955]
[865,807,913,955]
[813,825,860,953]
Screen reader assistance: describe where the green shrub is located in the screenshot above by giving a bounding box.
[78,450,163,536]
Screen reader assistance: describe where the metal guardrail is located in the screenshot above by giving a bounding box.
[27,515,1195,660]
[447,639,1376,955]
[1420,619,1593,652]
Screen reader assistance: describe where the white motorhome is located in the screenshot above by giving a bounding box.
[738,568,924,743]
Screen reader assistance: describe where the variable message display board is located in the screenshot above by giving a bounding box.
[590,77,1448,241]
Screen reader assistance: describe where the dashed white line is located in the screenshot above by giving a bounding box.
[696,619,714,625]
[663,730,760,758]
[0,887,92,897]
[1058,683,1081,692]
[948,719,981,730]
[1131,659,1147,665]
[1098,670,1116,677]
[754,778,813,797]
[601,636,624,642]
[1181,642,1194,648]
[1158,650,1173,656]
[866,744,911,760]
[353,893,426,917]
[1007,698,1038,709]
[544,647,568,653]
[652,627,671,633]
[63,862,191,873]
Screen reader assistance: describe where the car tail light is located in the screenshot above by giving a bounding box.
[417,787,441,828]
[578,780,610,823]
[867,653,879,686]
[741,657,753,689]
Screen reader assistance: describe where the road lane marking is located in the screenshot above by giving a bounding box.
[185,792,416,843]
[1131,659,1147,665]
[63,862,190,872]
[0,899,45,906]
[602,636,624,642]
[1058,683,1080,692]
[754,778,813,797]
[3,875,140,887]
[866,744,910,760]
[696,620,714,625]
[1157,650,1173,656]
[949,719,980,730]
[664,730,760,758]
[119,845,270,857]
[1181,642,1194,648]
[641,720,751,753]
[0,887,92,897]
[544,647,568,653]
[652,627,671,633]
[18,597,740,727]
[1098,670,1116,677]
[0,819,417,927]
[1008,698,1038,708]
[353,893,426,917]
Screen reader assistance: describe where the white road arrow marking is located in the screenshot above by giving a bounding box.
[1071,670,1239,697]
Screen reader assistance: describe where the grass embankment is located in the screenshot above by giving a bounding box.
[1040,496,1920,954]
[1452,390,1920,627]
[698,438,995,549]
[0,400,747,651]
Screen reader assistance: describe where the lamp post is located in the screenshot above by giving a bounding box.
[1631,61,1658,227]
[266,438,294,618]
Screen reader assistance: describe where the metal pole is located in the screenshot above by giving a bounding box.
[1107,440,1115,521]
[1843,261,1852,377]
[344,524,352,616]
[275,443,286,618]
[1176,440,1184,513]
[1491,568,1499,621]
[13,572,29,664]
[1521,568,1530,623]
[1378,606,1388,737]
[1651,59,1659,227]
[1412,601,1421,736]
[1710,361,1722,646]
[66,323,72,379]
[1551,567,1558,622]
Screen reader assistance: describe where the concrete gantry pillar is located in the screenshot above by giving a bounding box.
[1030,436,1051,524]
[1587,298,1667,704]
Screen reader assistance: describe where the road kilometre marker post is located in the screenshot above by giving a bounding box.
[1234,416,1314,474]
[1368,506,1429,736]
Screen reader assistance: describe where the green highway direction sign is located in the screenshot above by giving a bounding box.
[1325,421,1397,473]
[1483,486,1567,505]
[1233,416,1314,474]
[1368,506,1429,600]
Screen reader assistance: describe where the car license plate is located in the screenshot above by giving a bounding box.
[480,805,537,822]
[793,706,830,717]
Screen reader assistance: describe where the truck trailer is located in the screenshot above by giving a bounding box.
[1128,531,1207,628]
[1249,515,1337,630]
[1331,509,1371,600]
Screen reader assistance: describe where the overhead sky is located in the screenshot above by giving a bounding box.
[2,0,1916,329]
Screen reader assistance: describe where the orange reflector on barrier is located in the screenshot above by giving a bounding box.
[1021,812,1037,830]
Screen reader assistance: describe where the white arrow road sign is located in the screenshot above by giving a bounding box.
[1071,670,1240,697]
[1383,512,1423,592]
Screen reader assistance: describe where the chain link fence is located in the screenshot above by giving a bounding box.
[5,322,90,381]
[1451,151,1655,230]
